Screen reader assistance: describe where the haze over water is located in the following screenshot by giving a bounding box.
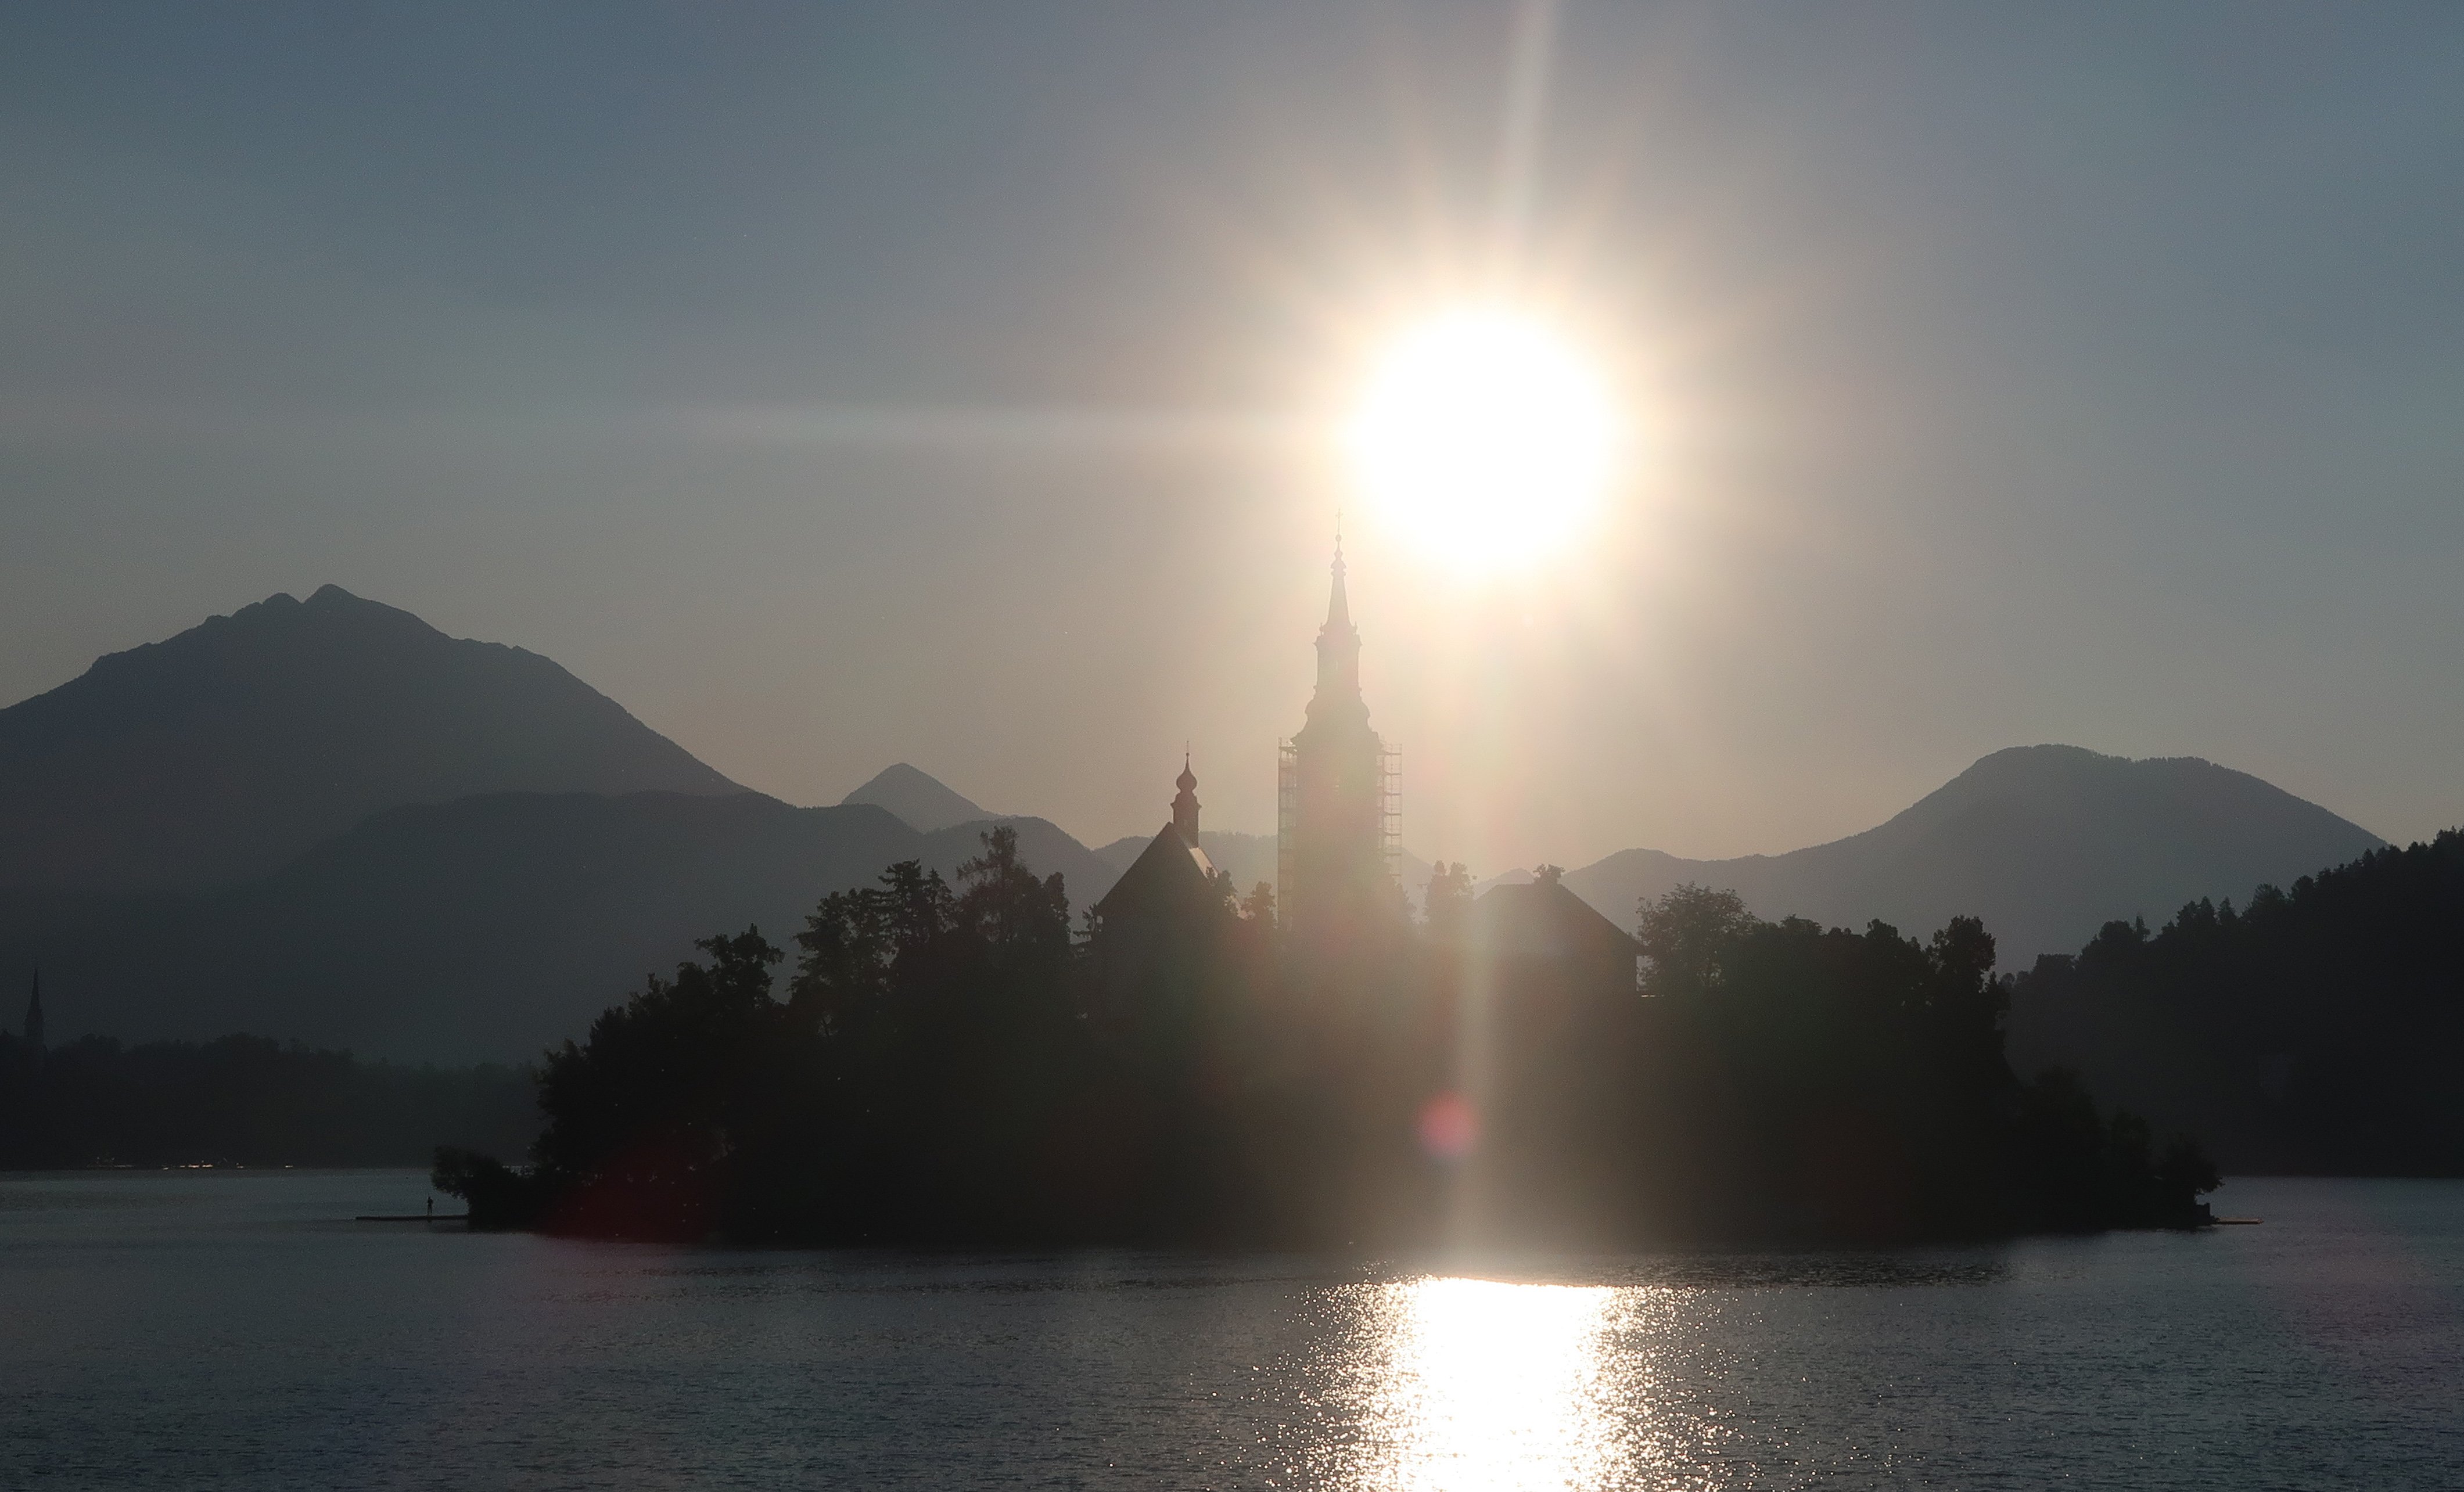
[6,1171,2457,1488]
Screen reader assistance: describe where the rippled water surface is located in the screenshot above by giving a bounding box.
[3,1172,2458,1488]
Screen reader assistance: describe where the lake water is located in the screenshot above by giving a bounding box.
[2,1172,2458,1489]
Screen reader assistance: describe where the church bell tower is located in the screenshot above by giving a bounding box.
[1278,538,1399,940]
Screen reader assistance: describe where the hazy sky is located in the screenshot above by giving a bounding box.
[5,2,2460,873]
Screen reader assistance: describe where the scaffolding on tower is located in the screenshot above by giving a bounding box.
[1380,745,1401,886]
[1276,739,1298,909]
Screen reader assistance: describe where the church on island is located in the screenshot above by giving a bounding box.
[1094,540,1636,988]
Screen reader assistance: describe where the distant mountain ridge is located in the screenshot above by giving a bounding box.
[0,586,741,890]
[1,592,2394,1058]
[1550,746,2385,962]
[2,749,2388,1062]
[0,792,1111,1063]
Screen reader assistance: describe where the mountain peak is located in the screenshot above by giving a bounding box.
[1563,744,2386,963]
[839,764,992,833]
[146,586,446,664]
[1964,742,2121,771]
[0,589,742,890]
[295,583,421,619]
[1913,745,2375,838]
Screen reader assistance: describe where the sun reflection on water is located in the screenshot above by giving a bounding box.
[1327,1275,1722,1492]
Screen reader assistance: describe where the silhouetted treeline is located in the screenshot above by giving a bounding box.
[2010,829,2464,1175]
[0,1033,537,1167]
[438,828,2214,1245]
[442,829,1273,1242]
[1602,889,2217,1238]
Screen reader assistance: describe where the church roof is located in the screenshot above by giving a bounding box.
[1469,879,1640,961]
[1091,821,1220,921]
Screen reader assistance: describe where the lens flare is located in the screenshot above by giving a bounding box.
[1417,1091,1480,1161]
[1346,310,1620,573]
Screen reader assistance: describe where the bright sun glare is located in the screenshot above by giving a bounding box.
[1347,310,1620,573]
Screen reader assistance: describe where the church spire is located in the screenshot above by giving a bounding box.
[21,969,42,1056]
[1324,523,1352,634]
[1172,753,1201,843]
[1308,530,1364,725]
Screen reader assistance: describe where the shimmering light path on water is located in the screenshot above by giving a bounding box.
[3,1173,2458,1488]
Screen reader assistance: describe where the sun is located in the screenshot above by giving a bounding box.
[1345,310,1620,572]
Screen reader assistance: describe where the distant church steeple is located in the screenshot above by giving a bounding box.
[1325,526,1352,631]
[21,970,43,1056]
[1172,754,1201,843]
[1280,529,1396,939]
[1306,533,1367,732]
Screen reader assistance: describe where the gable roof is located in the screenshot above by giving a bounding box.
[1091,821,1220,921]
[1470,879,1640,961]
